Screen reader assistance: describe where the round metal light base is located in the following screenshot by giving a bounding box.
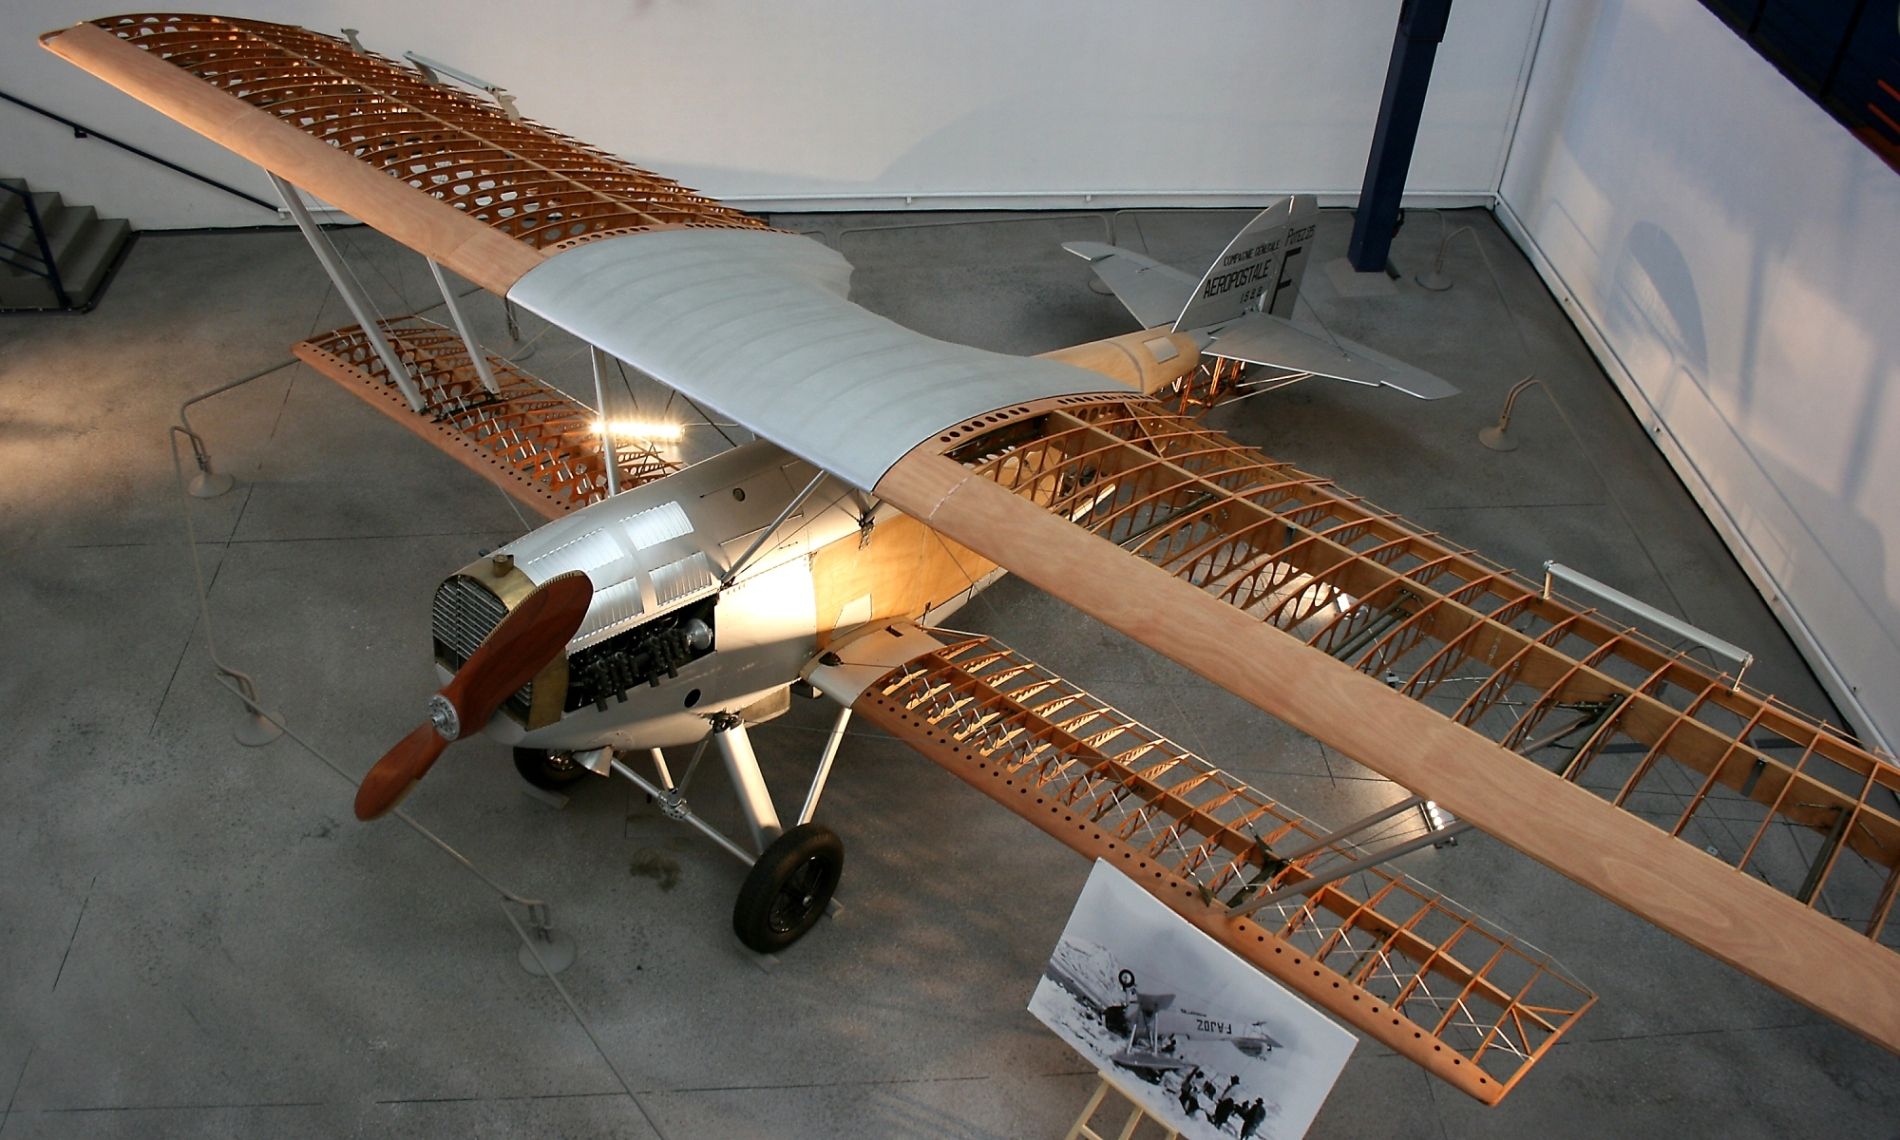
[1415,270,1454,292]
[517,929,577,976]
[1478,425,1518,452]
[235,711,283,747]
[189,470,235,498]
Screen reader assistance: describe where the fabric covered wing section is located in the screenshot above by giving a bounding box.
[874,395,1900,1055]
[808,624,1595,1104]
[505,229,1119,490]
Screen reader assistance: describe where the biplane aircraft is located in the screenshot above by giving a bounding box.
[1042,956,1283,1072]
[43,11,1900,1108]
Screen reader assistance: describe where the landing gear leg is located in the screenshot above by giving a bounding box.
[606,707,851,954]
[709,713,782,853]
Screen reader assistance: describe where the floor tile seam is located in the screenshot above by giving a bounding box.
[53,529,525,552]
[1420,1042,1453,1140]
[264,351,304,447]
[148,611,203,735]
[623,1068,1098,1097]
[1560,1017,1822,1047]
[216,529,528,547]
[372,1090,629,1106]
[1416,499,1608,513]
[47,877,94,995]
[0,1047,32,1138]
[11,1099,327,1116]
[1146,672,1220,762]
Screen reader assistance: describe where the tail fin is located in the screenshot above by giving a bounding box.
[1171,195,1317,331]
[1063,197,1457,400]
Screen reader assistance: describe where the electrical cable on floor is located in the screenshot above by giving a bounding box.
[1442,214,1746,718]
[498,901,667,1137]
[168,423,669,1138]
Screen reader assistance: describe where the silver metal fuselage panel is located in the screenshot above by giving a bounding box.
[458,440,867,751]
[505,229,1117,491]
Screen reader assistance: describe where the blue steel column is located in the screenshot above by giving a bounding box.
[1347,0,1457,273]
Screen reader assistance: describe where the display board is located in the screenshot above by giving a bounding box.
[1030,861,1356,1140]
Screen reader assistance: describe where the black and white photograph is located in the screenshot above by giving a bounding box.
[1030,861,1356,1140]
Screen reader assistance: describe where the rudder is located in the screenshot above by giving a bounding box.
[1172,196,1318,331]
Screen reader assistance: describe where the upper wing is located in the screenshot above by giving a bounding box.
[41,14,764,295]
[872,396,1900,1054]
[806,622,1594,1105]
[41,14,1113,492]
[501,229,1112,490]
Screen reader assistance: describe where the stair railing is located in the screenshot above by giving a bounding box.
[0,182,70,309]
[1,89,279,213]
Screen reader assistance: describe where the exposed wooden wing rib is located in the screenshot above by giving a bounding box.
[874,395,1900,1053]
[839,631,1594,1104]
[295,318,677,518]
[42,14,765,293]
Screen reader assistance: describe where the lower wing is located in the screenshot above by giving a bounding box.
[807,622,1595,1104]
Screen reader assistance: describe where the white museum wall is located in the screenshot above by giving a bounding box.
[1498,0,1900,752]
[2,0,1545,229]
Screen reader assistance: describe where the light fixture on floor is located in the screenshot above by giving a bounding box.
[1478,374,1543,451]
[1416,799,1460,847]
[1416,221,1476,291]
[179,422,233,498]
[223,669,283,748]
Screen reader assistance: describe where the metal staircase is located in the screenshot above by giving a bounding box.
[1,177,133,313]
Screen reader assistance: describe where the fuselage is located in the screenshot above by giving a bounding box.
[426,324,1203,757]
[433,438,999,753]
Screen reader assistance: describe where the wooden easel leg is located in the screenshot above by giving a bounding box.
[1066,1075,1178,1140]
[1064,1077,1114,1140]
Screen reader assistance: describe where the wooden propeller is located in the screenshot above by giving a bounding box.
[355,571,593,821]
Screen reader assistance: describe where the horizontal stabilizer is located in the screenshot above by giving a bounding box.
[1063,241,1197,330]
[1205,311,1459,400]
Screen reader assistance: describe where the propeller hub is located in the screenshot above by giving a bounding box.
[427,693,462,741]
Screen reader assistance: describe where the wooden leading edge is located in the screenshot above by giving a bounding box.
[876,395,1900,1055]
[850,632,1594,1103]
[42,14,768,294]
[295,318,677,518]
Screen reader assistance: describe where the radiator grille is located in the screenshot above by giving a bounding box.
[431,575,533,717]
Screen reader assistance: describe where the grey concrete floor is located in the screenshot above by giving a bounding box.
[2,206,1896,1139]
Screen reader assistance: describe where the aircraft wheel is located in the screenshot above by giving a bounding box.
[513,747,590,790]
[733,823,843,953]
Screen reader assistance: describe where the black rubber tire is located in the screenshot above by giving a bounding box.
[513,747,589,790]
[733,822,844,953]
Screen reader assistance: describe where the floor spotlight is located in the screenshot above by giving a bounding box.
[1478,374,1543,452]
